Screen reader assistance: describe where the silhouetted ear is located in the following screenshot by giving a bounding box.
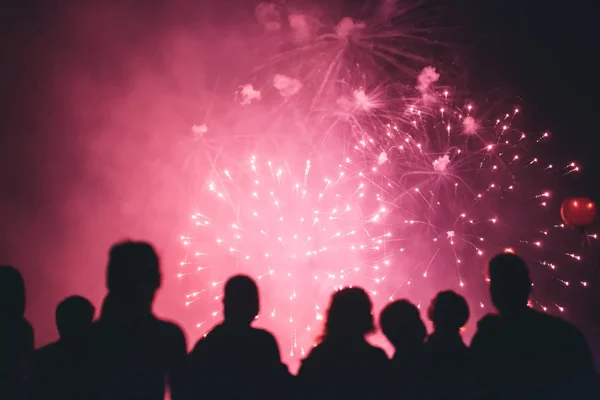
[427,300,435,322]
[253,298,260,317]
[155,272,162,290]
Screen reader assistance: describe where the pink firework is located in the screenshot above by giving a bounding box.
[179,88,594,369]
[176,2,594,367]
[342,81,594,316]
[180,148,393,363]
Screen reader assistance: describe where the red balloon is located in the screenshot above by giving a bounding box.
[560,197,597,229]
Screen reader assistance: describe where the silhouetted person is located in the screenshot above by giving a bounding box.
[297,287,389,400]
[380,299,427,399]
[423,290,470,399]
[0,266,34,400]
[471,253,597,399]
[188,274,290,399]
[83,241,187,400]
[32,295,95,400]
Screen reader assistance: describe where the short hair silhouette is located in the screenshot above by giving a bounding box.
[223,275,259,324]
[56,295,95,340]
[0,265,26,318]
[488,253,531,313]
[324,287,374,340]
[380,299,426,349]
[106,241,161,300]
[428,290,469,331]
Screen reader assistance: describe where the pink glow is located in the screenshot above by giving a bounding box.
[2,2,593,374]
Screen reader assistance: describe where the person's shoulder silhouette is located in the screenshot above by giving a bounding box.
[471,253,597,398]
[84,241,187,400]
[298,287,389,400]
[474,313,501,333]
[380,299,427,397]
[32,295,95,400]
[0,265,34,400]
[188,275,290,400]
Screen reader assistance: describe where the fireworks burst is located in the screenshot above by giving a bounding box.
[180,77,594,367]
[177,3,594,369]
[180,147,393,360]
[184,1,437,158]
[340,79,595,314]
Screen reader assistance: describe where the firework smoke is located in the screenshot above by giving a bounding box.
[416,66,440,103]
[3,0,591,370]
[183,57,593,371]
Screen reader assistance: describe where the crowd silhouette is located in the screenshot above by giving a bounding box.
[1,242,598,399]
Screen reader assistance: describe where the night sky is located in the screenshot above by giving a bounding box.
[464,0,600,359]
[1,0,599,363]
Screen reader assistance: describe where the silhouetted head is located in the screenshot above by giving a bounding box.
[324,287,374,341]
[106,241,161,310]
[428,290,469,332]
[0,266,26,319]
[223,275,259,325]
[380,299,426,351]
[488,253,532,314]
[56,295,95,340]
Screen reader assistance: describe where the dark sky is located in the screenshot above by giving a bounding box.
[444,0,600,359]
[464,0,600,357]
[465,0,600,186]
[1,0,599,360]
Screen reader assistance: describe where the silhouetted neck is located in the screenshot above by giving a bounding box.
[499,305,532,317]
[101,293,153,323]
[222,319,252,329]
[431,327,461,337]
[394,344,423,362]
[323,334,366,345]
[58,335,88,351]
